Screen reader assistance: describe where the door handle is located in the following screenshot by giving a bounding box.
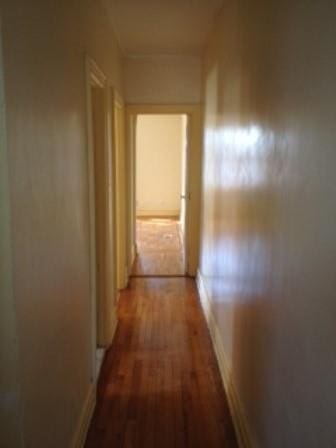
[180,195,186,199]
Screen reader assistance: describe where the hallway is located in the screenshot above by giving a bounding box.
[132,218,185,276]
[3,1,336,447]
[85,277,238,448]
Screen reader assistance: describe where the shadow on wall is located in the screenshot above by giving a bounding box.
[210,0,285,444]
[203,0,336,446]
[210,178,281,425]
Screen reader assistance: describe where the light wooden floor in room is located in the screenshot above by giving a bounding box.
[132,218,185,276]
[85,277,238,448]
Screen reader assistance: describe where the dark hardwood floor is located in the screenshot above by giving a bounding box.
[85,277,238,448]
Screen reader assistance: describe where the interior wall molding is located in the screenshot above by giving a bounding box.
[71,384,96,448]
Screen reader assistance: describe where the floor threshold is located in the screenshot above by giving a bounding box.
[130,274,188,278]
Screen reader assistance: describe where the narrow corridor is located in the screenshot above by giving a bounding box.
[85,277,238,447]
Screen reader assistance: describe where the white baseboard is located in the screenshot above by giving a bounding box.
[196,271,255,448]
[136,209,180,218]
[71,383,96,448]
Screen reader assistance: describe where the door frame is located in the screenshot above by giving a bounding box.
[113,91,128,290]
[125,104,202,276]
[85,56,117,382]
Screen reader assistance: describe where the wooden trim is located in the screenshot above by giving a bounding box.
[85,55,99,381]
[136,214,180,219]
[136,210,180,218]
[196,271,256,448]
[130,274,187,279]
[126,104,201,114]
[113,88,128,289]
[114,89,124,108]
[87,57,106,87]
[125,109,137,281]
[71,384,96,448]
[85,55,118,375]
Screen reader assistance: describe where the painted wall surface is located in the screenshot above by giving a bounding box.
[136,115,183,216]
[0,24,23,448]
[200,1,336,447]
[1,0,122,446]
[124,55,201,104]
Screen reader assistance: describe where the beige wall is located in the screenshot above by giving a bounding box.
[136,115,183,216]
[200,0,336,446]
[1,0,122,446]
[0,22,23,447]
[124,55,201,104]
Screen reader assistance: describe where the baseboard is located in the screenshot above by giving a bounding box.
[71,382,96,448]
[196,271,255,448]
[136,210,179,218]
[96,348,105,378]
[109,312,118,346]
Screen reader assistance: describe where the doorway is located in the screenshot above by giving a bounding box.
[86,57,117,382]
[126,104,202,278]
[132,114,188,276]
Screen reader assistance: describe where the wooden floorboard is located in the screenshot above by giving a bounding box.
[132,218,185,276]
[85,278,238,448]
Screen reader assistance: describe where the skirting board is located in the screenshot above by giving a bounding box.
[71,383,96,448]
[136,210,179,218]
[196,271,255,448]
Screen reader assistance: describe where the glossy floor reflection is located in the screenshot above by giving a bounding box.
[85,278,238,448]
[132,218,185,276]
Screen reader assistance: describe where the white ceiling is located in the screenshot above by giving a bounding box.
[104,0,224,56]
